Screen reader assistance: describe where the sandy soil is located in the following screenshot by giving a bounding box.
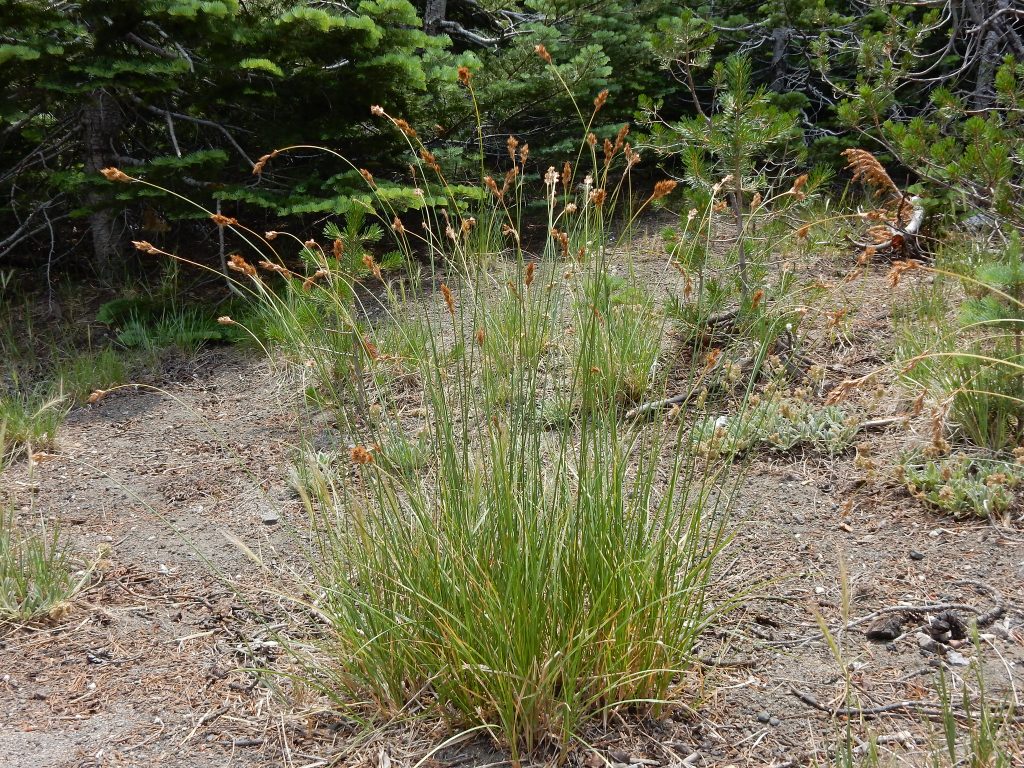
[2,253,1022,767]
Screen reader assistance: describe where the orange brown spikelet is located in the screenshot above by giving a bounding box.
[651,179,677,201]
[350,445,375,465]
[535,44,552,64]
[502,223,519,242]
[100,167,132,183]
[265,231,279,241]
[302,268,329,291]
[887,259,921,288]
[842,148,899,198]
[589,188,607,208]
[750,289,764,310]
[87,389,109,404]
[132,240,161,255]
[362,334,380,361]
[475,327,485,346]
[790,173,809,200]
[586,132,597,148]
[359,168,376,188]
[331,238,344,260]
[217,316,236,326]
[507,135,519,161]
[362,253,382,280]
[562,161,572,191]
[460,217,476,235]
[370,105,385,116]
[703,348,722,373]
[613,124,629,154]
[796,224,811,239]
[458,66,472,85]
[501,167,518,197]
[258,260,292,277]
[440,282,455,315]
[603,138,614,167]
[593,89,609,111]
[211,213,237,227]
[519,143,529,164]
[227,253,257,277]
[395,118,417,138]
[392,215,405,235]
[420,149,441,174]
[525,261,535,287]
[484,175,500,199]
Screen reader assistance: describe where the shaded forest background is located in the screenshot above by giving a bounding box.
[2,0,1022,279]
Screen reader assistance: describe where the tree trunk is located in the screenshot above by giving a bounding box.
[769,28,790,92]
[82,90,122,276]
[423,0,447,35]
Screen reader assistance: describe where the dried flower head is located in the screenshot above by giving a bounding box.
[132,240,161,255]
[302,268,328,291]
[394,118,417,138]
[350,445,375,465]
[392,216,405,235]
[211,213,237,227]
[332,239,344,260]
[359,168,375,188]
[594,89,609,111]
[440,282,455,315]
[562,161,572,190]
[519,143,529,164]
[419,149,441,173]
[484,175,500,199]
[370,105,385,116]
[362,253,382,280]
[265,231,279,240]
[842,148,899,198]
[475,327,485,346]
[590,188,607,207]
[525,261,535,287]
[887,259,921,288]
[87,389,108,404]
[507,135,519,161]
[750,289,764,310]
[651,179,677,200]
[217,316,235,325]
[796,224,811,239]
[586,132,597,148]
[790,173,809,200]
[100,167,131,183]
[458,66,472,85]
[535,44,552,64]
[227,253,257,277]
[544,166,560,188]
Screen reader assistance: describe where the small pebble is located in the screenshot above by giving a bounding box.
[909,550,925,560]
[946,650,969,667]
[262,510,280,525]
[756,711,770,723]
[769,716,780,727]
[916,632,938,653]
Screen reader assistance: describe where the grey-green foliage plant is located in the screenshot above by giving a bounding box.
[900,453,1024,519]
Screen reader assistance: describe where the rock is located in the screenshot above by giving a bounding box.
[866,614,905,642]
[916,632,938,653]
[769,717,780,727]
[946,650,969,667]
[261,509,280,525]
[909,550,925,560]
[756,711,771,723]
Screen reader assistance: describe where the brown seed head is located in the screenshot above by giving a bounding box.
[475,327,485,346]
[519,143,529,164]
[227,253,257,277]
[395,118,417,138]
[750,289,764,310]
[651,179,677,200]
[265,231,279,240]
[535,44,552,64]
[362,253,382,280]
[507,135,519,161]
[370,105,385,116]
[590,188,607,207]
[211,213,237,227]
[350,445,375,465]
[842,148,899,198]
[887,259,921,288]
[332,239,344,260]
[586,133,597,147]
[458,66,472,85]
[132,240,161,255]
[561,161,572,190]
[100,167,131,183]
[359,168,375,188]
[594,89,609,111]
[796,224,810,239]
[440,283,455,315]
[87,389,108,404]
[392,216,405,235]
[217,316,235,325]
[525,261,535,287]
[302,268,328,291]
